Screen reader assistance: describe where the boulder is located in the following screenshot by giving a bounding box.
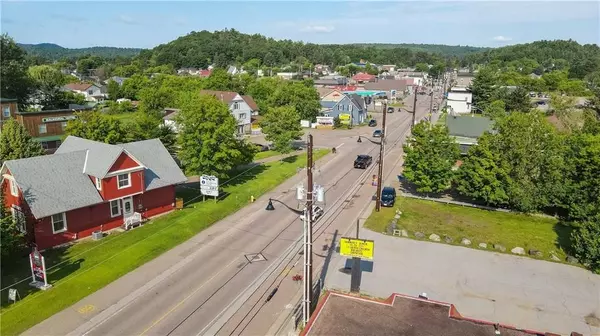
[478,243,487,249]
[461,238,472,246]
[444,236,454,244]
[429,234,441,242]
[566,256,579,264]
[401,229,408,237]
[494,244,506,252]
[415,232,425,239]
[511,247,525,255]
[528,249,543,257]
[394,214,401,219]
[550,254,561,261]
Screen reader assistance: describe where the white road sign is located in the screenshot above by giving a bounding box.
[200,175,219,197]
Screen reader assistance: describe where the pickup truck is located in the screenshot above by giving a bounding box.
[354,155,373,169]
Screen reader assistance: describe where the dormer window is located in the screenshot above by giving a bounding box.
[117,173,131,189]
[95,177,102,190]
[233,102,239,110]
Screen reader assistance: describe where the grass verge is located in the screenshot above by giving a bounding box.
[254,150,281,161]
[364,197,573,262]
[0,149,328,336]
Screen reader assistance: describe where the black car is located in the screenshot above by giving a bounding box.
[354,155,373,169]
[380,186,396,207]
[368,119,377,127]
[387,107,394,113]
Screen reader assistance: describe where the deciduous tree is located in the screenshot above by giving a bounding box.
[483,100,507,120]
[1,34,34,106]
[176,93,254,177]
[260,106,303,154]
[0,187,26,263]
[268,81,320,121]
[402,122,460,194]
[65,111,126,144]
[470,67,498,111]
[28,65,69,109]
[0,119,45,163]
[571,217,600,274]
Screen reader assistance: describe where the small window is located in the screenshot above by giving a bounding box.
[239,113,246,120]
[9,179,18,196]
[88,89,94,95]
[95,177,102,190]
[233,102,239,110]
[38,124,47,134]
[51,213,67,233]
[349,105,353,112]
[110,200,121,217]
[117,173,130,189]
[2,106,10,118]
[11,206,26,233]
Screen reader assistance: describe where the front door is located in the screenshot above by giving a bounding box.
[122,197,133,217]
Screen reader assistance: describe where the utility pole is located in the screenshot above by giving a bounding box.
[429,77,435,116]
[304,134,314,324]
[375,103,386,212]
[411,89,418,129]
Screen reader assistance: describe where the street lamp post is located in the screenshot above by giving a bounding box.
[264,134,323,325]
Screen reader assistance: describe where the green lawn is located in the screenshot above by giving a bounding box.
[364,197,573,262]
[0,149,328,336]
[254,150,280,161]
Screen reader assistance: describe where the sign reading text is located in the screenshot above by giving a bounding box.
[42,115,77,123]
[200,175,219,197]
[339,237,374,260]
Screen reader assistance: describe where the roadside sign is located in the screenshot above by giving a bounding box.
[200,175,219,197]
[339,237,374,260]
[8,288,18,303]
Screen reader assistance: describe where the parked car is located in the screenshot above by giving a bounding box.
[368,119,377,127]
[253,143,270,152]
[354,154,373,169]
[387,107,394,113]
[373,129,383,137]
[299,205,324,221]
[380,186,396,207]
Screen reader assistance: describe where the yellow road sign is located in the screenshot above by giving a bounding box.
[339,237,374,260]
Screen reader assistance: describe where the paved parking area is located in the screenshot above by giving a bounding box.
[325,230,600,335]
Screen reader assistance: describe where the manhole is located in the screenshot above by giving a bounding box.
[244,253,267,263]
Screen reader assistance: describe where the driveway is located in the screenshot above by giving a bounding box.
[325,230,600,335]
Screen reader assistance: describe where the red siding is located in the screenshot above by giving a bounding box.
[109,152,140,172]
[88,175,106,199]
[2,171,39,245]
[34,186,176,250]
[102,170,145,200]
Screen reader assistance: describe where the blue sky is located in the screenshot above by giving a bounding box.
[1,1,598,49]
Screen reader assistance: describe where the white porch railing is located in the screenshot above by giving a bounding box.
[124,212,142,230]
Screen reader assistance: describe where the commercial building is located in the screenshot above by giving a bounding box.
[1,136,187,249]
[0,97,18,130]
[447,87,473,115]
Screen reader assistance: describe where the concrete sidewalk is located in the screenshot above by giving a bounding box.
[22,151,341,336]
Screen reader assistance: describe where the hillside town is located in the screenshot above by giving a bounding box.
[1,4,600,336]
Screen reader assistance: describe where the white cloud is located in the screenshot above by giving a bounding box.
[493,35,512,42]
[300,25,335,33]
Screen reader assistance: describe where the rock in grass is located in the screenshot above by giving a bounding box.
[478,243,487,249]
[461,238,471,246]
[528,249,543,257]
[550,254,560,261]
[566,255,579,264]
[444,236,453,244]
[511,247,525,255]
[429,234,441,242]
[401,229,408,237]
[494,244,506,252]
[415,232,425,239]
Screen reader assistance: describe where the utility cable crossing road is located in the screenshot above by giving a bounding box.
[26,94,436,336]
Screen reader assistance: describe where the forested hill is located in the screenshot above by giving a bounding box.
[349,43,488,58]
[142,29,475,69]
[463,39,600,78]
[18,43,143,60]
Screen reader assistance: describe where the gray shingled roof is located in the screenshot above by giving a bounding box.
[4,136,186,219]
[121,139,187,191]
[4,151,104,219]
[446,115,494,139]
[55,136,125,178]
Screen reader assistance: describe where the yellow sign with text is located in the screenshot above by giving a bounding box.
[339,237,374,260]
[339,113,351,125]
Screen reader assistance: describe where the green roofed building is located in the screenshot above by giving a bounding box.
[445,115,494,154]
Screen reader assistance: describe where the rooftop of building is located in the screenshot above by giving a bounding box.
[303,291,548,336]
[446,115,494,139]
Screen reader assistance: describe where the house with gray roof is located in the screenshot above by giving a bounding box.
[1,136,186,249]
[320,93,367,126]
[446,115,495,154]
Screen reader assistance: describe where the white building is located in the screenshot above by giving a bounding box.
[446,87,473,115]
[62,83,106,102]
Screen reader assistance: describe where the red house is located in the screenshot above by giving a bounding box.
[352,72,376,83]
[1,136,187,250]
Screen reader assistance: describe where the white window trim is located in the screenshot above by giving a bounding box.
[51,212,67,234]
[117,173,131,189]
[95,177,102,191]
[105,166,144,178]
[11,206,26,233]
[9,178,18,197]
[110,200,121,218]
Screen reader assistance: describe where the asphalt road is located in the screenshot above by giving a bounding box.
[24,94,436,336]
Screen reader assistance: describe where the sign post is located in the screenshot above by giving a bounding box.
[339,237,374,293]
[29,247,52,290]
[200,175,219,202]
[8,288,19,304]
